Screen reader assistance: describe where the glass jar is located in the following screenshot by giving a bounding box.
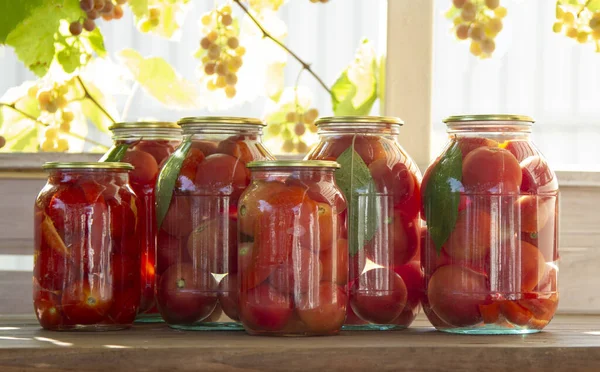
[306,116,423,330]
[33,162,139,331]
[421,114,559,334]
[155,117,275,330]
[101,122,182,323]
[237,160,348,336]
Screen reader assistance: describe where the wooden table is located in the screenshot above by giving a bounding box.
[0,315,599,371]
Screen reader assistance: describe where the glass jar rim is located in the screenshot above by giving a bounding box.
[178,116,266,127]
[43,162,134,171]
[108,121,181,131]
[315,115,404,126]
[247,160,340,169]
[443,114,534,124]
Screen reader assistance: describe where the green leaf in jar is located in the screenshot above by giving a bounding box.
[424,143,463,254]
[98,144,130,162]
[155,136,192,229]
[335,146,378,257]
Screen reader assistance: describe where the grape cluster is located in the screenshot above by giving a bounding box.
[309,0,329,3]
[70,0,127,36]
[267,108,319,154]
[196,5,244,99]
[247,0,286,12]
[28,83,75,152]
[449,0,506,59]
[553,2,600,51]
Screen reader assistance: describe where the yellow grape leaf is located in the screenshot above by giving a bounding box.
[118,48,201,109]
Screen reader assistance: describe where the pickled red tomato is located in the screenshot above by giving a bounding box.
[421,294,453,329]
[35,237,69,291]
[462,147,522,194]
[176,149,205,192]
[520,155,557,194]
[217,136,257,163]
[313,136,386,165]
[426,265,488,327]
[34,291,63,329]
[156,231,187,275]
[111,255,140,291]
[365,211,419,269]
[135,140,176,164]
[320,238,349,285]
[518,241,546,291]
[239,242,274,292]
[62,280,113,324]
[296,282,347,333]
[161,196,194,237]
[523,216,558,262]
[187,217,237,274]
[419,156,438,222]
[345,303,368,325]
[444,209,491,264]
[394,260,424,311]
[108,286,140,325]
[191,140,218,156]
[420,229,450,280]
[351,268,408,324]
[516,195,550,233]
[47,184,87,235]
[317,202,334,250]
[269,248,322,295]
[499,300,532,326]
[105,189,137,241]
[456,137,499,158]
[369,159,420,219]
[157,263,217,324]
[518,295,558,322]
[195,154,248,195]
[240,281,293,332]
[122,149,159,185]
[238,181,287,236]
[479,302,501,324]
[503,140,536,162]
[218,274,240,321]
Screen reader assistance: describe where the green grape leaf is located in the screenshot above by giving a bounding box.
[77,78,119,133]
[155,136,192,229]
[587,0,600,11]
[128,0,149,19]
[0,0,44,44]
[57,47,83,74]
[332,40,378,116]
[99,144,129,162]
[7,126,39,152]
[118,48,201,109]
[424,143,463,253]
[335,146,378,257]
[85,28,107,58]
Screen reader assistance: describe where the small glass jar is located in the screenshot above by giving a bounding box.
[155,117,275,330]
[101,122,182,323]
[306,116,423,330]
[33,162,139,331]
[421,114,559,334]
[237,160,348,336]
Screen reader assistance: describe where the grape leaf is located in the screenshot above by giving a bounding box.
[0,0,44,44]
[8,126,38,151]
[57,47,83,74]
[118,49,201,109]
[128,0,149,18]
[332,39,378,116]
[99,144,129,162]
[84,28,107,58]
[424,143,463,253]
[587,0,600,11]
[155,136,192,229]
[335,146,378,256]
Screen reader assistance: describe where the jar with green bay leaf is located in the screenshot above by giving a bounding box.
[306,116,423,330]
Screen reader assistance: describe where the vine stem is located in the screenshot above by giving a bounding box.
[75,76,118,124]
[233,0,332,96]
[0,103,109,149]
[578,0,592,17]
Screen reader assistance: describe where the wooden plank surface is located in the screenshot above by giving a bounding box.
[0,316,599,371]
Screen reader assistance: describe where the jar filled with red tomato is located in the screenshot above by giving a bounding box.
[101,122,182,323]
[155,117,275,330]
[34,162,140,331]
[421,115,559,334]
[237,160,348,336]
[306,116,422,330]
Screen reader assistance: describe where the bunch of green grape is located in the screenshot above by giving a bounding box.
[267,107,319,154]
[246,0,286,12]
[196,5,244,99]
[70,0,127,35]
[553,1,600,51]
[448,0,507,59]
[28,82,76,152]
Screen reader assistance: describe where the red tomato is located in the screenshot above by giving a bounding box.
[479,302,501,324]
[238,180,287,237]
[68,201,110,275]
[135,140,176,165]
[105,189,137,242]
[62,281,113,324]
[518,295,558,322]
[426,265,488,327]
[462,147,522,194]
[191,140,218,156]
[320,239,349,285]
[522,210,558,263]
[503,139,535,162]
[520,156,558,194]
[46,184,87,235]
[156,231,188,274]
[345,303,368,325]
[156,263,217,324]
[500,300,532,326]
[187,217,237,274]
[239,242,274,292]
[269,247,322,295]
[350,268,408,324]
[122,149,159,186]
[107,287,139,325]
[296,282,347,334]
[217,137,258,163]
[516,195,550,234]
[421,294,453,329]
[369,159,420,219]
[419,157,438,222]
[239,281,293,332]
[365,211,420,269]
[420,228,451,281]
[161,196,194,237]
[394,260,424,311]
[195,154,248,196]
[111,254,140,291]
[519,241,546,291]
[456,137,498,158]
[34,242,69,291]
[353,136,387,165]
[218,274,240,321]
[316,202,334,251]
[176,148,205,193]
[444,209,491,270]
[79,179,106,204]
[34,290,64,330]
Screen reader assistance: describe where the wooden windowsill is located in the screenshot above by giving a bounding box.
[0,315,599,371]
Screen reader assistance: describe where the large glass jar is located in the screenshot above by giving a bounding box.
[421,115,559,334]
[238,160,348,336]
[155,117,275,330]
[100,122,182,323]
[34,162,139,331]
[306,116,422,330]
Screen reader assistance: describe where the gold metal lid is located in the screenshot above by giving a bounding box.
[246,160,340,169]
[178,117,266,126]
[43,162,134,170]
[443,114,534,123]
[108,121,181,131]
[315,116,404,126]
